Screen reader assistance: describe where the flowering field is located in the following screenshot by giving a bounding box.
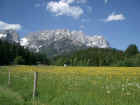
[0,65,140,105]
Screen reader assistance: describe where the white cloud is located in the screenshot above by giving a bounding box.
[86,6,92,13]
[104,0,109,4]
[104,13,126,22]
[62,0,87,4]
[62,0,75,4]
[81,18,90,22]
[77,0,87,4]
[80,25,85,29]
[0,21,21,30]
[47,0,84,19]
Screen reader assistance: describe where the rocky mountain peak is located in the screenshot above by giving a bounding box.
[20,29,110,56]
[0,30,19,43]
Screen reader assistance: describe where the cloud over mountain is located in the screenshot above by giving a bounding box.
[104,0,109,4]
[0,21,21,30]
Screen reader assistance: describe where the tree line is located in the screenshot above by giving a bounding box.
[52,44,140,67]
[0,39,140,67]
[0,39,49,65]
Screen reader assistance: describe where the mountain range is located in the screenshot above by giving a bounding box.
[0,29,110,56]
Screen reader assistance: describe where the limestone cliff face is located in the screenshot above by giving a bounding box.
[20,29,110,56]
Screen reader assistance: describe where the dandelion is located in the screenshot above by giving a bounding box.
[136,83,140,88]
[128,82,133,86]
[122,84,125,88]
[126,92,131,96]
[126,78,129,81]
[134,77,137,80]
[122,87,125,91]
[105,86,110,90]
[106,90,111,94]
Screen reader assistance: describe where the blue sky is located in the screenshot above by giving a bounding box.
[0,0,140,50]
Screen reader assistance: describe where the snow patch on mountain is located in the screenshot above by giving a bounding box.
[86,35,109,48]
[20,38,29,46]
[0,33,7,38]
[0,30,19,43]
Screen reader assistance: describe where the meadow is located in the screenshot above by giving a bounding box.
[0,66,140,105]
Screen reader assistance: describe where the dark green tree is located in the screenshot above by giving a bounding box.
[125,44,139,57]
[0,39,50,65]
[14,56,25,65]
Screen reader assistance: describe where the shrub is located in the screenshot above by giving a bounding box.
[112,58,135,67]
[14,56,25,65]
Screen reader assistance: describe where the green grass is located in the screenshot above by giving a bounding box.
[0,66,140,105]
